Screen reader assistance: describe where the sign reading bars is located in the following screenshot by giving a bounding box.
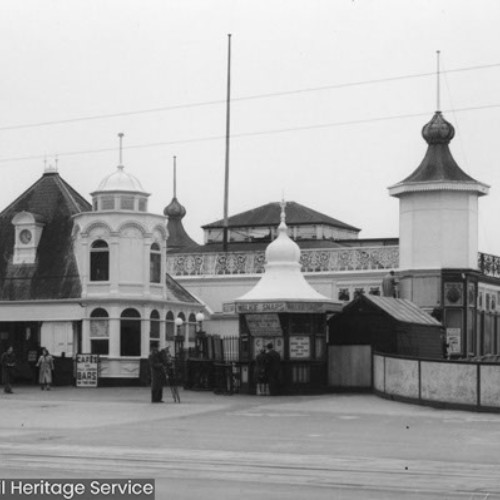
[76,354,99,387]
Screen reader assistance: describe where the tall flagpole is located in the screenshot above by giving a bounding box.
[222,34,232,252]
[436,50,441,111]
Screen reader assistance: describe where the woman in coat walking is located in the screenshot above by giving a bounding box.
[36,348,54,390]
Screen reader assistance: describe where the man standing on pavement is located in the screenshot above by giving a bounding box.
[149,345,165,403]
[265,342,281,396]
[1,346,16,394]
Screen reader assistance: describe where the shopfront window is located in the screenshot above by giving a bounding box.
[90,308,109,355]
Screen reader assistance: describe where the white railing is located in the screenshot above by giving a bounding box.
[167,246,399,276]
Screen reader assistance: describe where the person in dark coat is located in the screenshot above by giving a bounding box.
[382,270,398,298]
[149,346,165,403]
[265,343,281,396]
[1,346,16,394]
[255,348,269,396]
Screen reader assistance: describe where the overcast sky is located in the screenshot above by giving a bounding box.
[1,0,499,253]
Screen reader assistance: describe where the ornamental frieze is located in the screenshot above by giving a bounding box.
[167,246,400,276]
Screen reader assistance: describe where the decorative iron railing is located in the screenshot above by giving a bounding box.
[478,252,500,278]
[167,246,400,276]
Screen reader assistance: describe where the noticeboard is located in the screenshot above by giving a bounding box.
[76,354,99,387]
[446,328,462,355]
[289,336,311,359]
[246,314,282,336]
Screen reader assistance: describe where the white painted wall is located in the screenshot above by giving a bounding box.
[399,191,479,270]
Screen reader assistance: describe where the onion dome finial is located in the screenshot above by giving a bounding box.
[265,199,301,264]
[164,155,187,218]
[422,111,455,145]
[164,197,187,219]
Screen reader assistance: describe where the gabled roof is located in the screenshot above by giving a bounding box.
[0,171,92,300]
[202,201,360,232]
[344,294,441,326]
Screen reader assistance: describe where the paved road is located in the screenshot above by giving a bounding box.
[0,387,499,499]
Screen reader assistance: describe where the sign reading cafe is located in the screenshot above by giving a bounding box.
[76,354,99,387]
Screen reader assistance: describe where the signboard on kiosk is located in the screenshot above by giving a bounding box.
[289,336,311,359]
[76,354,99,387]
[446,328,461,355]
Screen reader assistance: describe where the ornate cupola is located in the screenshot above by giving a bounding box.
[164,156,199,251]
[91,133,150,213]
[235,200,335,304]
[389,111,489,196]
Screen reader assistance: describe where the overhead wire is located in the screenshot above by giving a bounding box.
[0,62,498,132]
[1,103,500,165]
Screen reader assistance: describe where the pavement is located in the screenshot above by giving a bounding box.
[1,385,500,499]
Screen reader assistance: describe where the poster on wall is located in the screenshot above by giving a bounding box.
[76,354,99,387]
[446,328,461,355]
[246,314,282,336]
[253,337,284,359]
[289,336,311,359]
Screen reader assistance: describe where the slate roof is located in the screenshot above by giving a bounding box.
[165,273,200,304]
[400,112,476,184]
[202,201,360,232]
[346,294,441,326]
[0,171,91,301]
[167,217,200,252]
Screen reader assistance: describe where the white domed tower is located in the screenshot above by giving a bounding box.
[73,135,169,370]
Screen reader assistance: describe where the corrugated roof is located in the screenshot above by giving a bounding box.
[202,201,360,232]
[358,295,441,326]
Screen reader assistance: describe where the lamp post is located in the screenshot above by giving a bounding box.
[195,312,206,358]
[195,312,205,332]
[174,317,184,358]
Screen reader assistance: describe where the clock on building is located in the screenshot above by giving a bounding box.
[19,229,32,244]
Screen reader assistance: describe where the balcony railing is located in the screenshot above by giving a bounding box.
[478,252,500,278]
[167,248,500,278]
[167,246,400,276]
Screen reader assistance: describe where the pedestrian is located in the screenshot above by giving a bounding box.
[255,348,269,396]
[36,348,55,390]
[382,270,398,298]
[441,333,449,360]
[265,343,281,396]
[1,346,16,394]
[149,345,165,403]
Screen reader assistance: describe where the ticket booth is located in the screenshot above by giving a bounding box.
[234,201,341,395]
[236,301,337,394]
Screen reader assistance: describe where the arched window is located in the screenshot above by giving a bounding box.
[90,308,109,355]
[150,310,160,349]
[166,311,175,340]
[150,242,162,283]
[90,240,109,281]
[120,308,141,356]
